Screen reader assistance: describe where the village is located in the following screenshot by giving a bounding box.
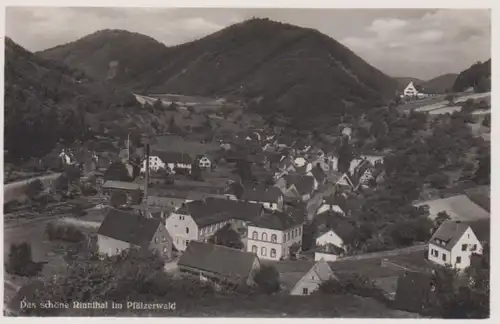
[3,88,491,317]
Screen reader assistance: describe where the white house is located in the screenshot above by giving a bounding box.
[197,155,212,169]
[315,229,345,250]
[403,81,419,97]
[289,260,337,295]
[166,198,263,251]
[428,220,483,270]
[246,210,303,261]
[141,150,193,174]
[316,195,346,216]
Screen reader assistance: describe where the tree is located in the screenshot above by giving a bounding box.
[254,265,280,294]
[63,164,82,183]
[6,242,42,277]
[435,211,451,228]
[104,161,132,182]
[208,224,244,250]
[25,179,44,200]
[474,149,490,185]
[445,94,456,105]
[337,137,353,174]
[110,191,127,207]
[482,115,490,128]
[234,158,255,184]
[428,172,449,189]
[190,162,203,181]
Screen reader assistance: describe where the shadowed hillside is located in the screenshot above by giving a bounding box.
[38,18,398,129]
[452,59,491,93]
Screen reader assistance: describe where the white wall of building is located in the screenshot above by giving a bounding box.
[165,212,200,251]
[247,224,303,260]
[314,252,338,262]
[97,234,133,257]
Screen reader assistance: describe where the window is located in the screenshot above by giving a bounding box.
[252,245,258,253]
[298,227,301,236]
[302,288,309,295]
[154,237,159,243]
[295,228,299,237]
[262,232,268,241]
[271,234,277,243]
[163,247,168,253]
[287,232,291,241]
[162,236,167,242]
[261,247,267,256]
[186,240,190,246]
[283,233,286,242]
[252,231,258,240]
[471,244,477,251]
[271,249,276,258]
[116,248,120,253]
[291,231,295,239]
[186,227,190,234]
[456,256,462,264]
[462,244,467,251]
[442,254,447,261]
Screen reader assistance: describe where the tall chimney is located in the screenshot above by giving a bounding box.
[144,143,150,218]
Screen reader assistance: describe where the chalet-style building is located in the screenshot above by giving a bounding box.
[428,220,483,270]
[246,210,303,260]
[96,209,173,260]
[166,198,263,251]
[178,241,261,286]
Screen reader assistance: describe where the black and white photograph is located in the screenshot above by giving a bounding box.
[3,5,491,318]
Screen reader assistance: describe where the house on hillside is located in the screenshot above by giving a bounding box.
[96,209,173,260]
[403,82,419,97]
[141,150,193,174]
[166,198,263,251]
[178,241,261,287]
[286,260,337,295]
[428,220,483,270]
[246,210,303,261]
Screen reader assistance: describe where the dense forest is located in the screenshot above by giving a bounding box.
[452,59,491,92]
[4,38,136,163]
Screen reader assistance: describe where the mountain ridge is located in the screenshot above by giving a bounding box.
[37,18,398,128]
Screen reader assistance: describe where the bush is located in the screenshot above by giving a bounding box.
[6,242,42,277]
[46,222,86,242]
[254,265,280,294]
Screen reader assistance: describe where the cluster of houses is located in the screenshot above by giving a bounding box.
[87,130,489,308]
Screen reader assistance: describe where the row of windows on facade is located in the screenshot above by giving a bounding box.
[251,245,277,258]
[177,215,229,235]
[250,227,301,242]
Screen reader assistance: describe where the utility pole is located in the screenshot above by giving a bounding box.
[127,132,130,161]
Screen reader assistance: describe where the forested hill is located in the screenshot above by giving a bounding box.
[38,18,398,129]
[4,38,135,163]
[452,59,491,92]
[37,29,169,82]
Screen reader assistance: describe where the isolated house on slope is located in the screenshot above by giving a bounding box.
[428,220,483,270]
[178,241,261,286]
[97,208,173,260]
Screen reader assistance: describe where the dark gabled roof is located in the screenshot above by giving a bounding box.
[285,174,315,195]
[310,166,326,183]
[429,220,470,251]
[178,241,258,280]
[241,186,282,203]
[249,209,303,230]
[395,271,434,313]
[175,198,263,227]
[97,209,162,248]
[150,150,193,165]
[314,243,345,256]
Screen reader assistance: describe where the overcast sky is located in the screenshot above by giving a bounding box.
[5,7,491,79]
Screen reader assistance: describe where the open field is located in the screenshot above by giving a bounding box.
[412,92,491,115]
